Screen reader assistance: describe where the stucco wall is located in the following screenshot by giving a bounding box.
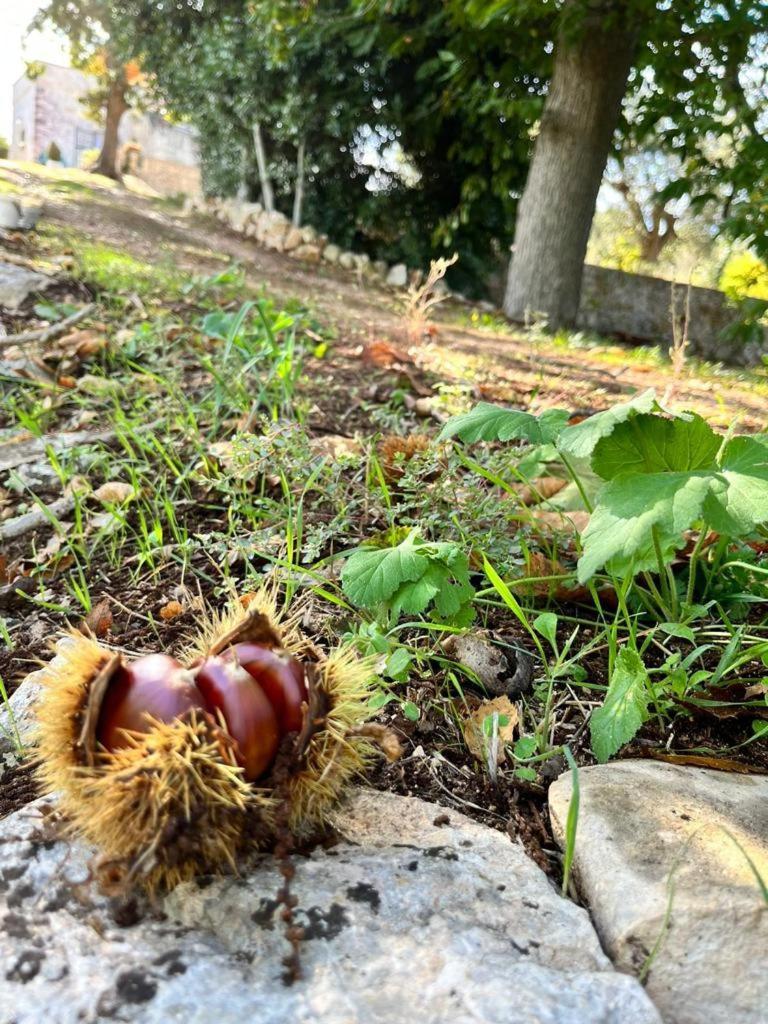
[489,262,767,367]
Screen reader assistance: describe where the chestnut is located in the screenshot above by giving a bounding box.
[223,642,307,735]
[194,656,280,781]
[97,654,207,751]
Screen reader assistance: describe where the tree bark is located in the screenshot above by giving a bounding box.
[93,75,129,181]
[505,5,638,328]
[292,138,306,227]
[252,121,275,213]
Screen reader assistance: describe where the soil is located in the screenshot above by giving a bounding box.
[1,165,767,880]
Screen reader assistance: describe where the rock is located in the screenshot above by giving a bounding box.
[338,251,356,271]
[292,243,322,263]
[0,789,659,1024]
[386,263,408,287]
[549,761,768,1024]
[442,633,534,698]
[0,260,52,311]
[0,636,79,776]
[227,201,262,234]
[257,211,289,251]
[0,196,22,229]
[282,226,303,252]
[300,224,317,244]
[323,243,341,265]
[353,253,371,273]
[372,259,388,278]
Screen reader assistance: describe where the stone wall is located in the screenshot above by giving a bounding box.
[489,262,768,367]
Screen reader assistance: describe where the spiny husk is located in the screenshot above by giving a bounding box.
[35,590,380,893]
[35,633,114,807]
[76,714,263,894]
[284,645,376,836]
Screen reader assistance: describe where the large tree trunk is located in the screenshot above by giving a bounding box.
[504,6,637,328]
[93,75,128,181]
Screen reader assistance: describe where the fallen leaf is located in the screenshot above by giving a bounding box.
[57,375,77,389]
[641,751,766,774]
[308,435,361,459]
[511,476,568,506]
[93,481,135,504]
[159,599,184,621]
[463,696,519,764]
[515,552,566,597]
[60,329,108,358]
[529,508,590,535]
[83,597,113,638]
[361,338,413,368]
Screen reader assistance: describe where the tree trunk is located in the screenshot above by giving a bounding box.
[504,5,637,328]
[93,76,128,181]
[252,121,275,213]
[292,138,306,227]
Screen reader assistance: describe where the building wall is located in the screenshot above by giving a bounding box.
[9,63,201,195]
[10,75,38,163]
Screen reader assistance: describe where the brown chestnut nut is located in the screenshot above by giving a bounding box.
[194,656,280,780]
[97,654,207,751]
[223,642,307,735]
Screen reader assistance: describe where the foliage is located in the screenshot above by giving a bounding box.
[590,647,651,763]
[0,137,9,160]
[341,530,475,625]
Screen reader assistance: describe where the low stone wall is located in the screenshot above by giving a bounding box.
[490,262,768,367]
[191,196,767,368]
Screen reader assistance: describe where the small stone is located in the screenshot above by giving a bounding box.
[0,261,52,311]
[300,224,317,244]
[386,263,408,287]
[442,633,534,698]
[292,243,322,263]
[338,251,356,271]
[323,243,341,264]
[372,259,388,278]
[549,761,768,1024]
[282,226,303,252]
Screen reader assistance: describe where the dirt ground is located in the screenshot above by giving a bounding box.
[2,165,767,878]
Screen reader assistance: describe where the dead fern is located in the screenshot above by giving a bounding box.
[402,253,458,342]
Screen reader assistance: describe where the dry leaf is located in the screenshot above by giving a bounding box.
[83,597,113,638]
[361,338,413,368]
[57,375,77,389]
[159,599,184,621]
[308,435,361,459]
[93,481,135,504]
[463,696,519,764]
[516,552,566,597]
[60,329,108,358]
[529,508,590,535]
[512,476,568,506]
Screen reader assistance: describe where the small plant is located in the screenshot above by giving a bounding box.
[341,528,475,626]
[47,140,62,163]
[402,252,458,342]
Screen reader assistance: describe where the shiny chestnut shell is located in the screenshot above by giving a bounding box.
[223,642,307,735]
[96,654,207,751]
[194,657,280,781]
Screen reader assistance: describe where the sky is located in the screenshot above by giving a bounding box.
[0,2,69,143]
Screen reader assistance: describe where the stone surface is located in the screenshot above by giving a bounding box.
[338,250,356,270]
[550,760,768,1024]
[386,262,408,287]
[0,636,77,776]
[282,226,303,252]
[442,632,534,698]
[322,242,341,264]
[0,260,52,310]
[0,789,659,1024]
[292,243,322,263]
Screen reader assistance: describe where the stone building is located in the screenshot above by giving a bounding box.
[10,63,200,196]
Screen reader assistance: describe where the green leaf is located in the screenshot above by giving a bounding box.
[577,472,712,582]
[513,735,538,760]
[591,413,720,481]
[659,622,697,643]
[402,701,420,722]
[385,647,413,680]
[390,562,446,617]
[559,390,658,460]
[702,436,768,535]
[533,612,558,649]
[341,534,428,608]
[439,403,569,444]
[590,648,650,763]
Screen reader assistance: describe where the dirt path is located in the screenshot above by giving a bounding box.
[8,164,766,430]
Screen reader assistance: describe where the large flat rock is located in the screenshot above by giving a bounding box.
[0,260,51,311]
[0,788,659,1024]
[550,760,768,1024]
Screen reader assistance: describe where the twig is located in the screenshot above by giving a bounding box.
[0,495,75,541]
[0,304,96,352]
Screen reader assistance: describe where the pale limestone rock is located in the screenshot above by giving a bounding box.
[0,789,659,1024]
[550,760,768,1024]
[386,263,408,287]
